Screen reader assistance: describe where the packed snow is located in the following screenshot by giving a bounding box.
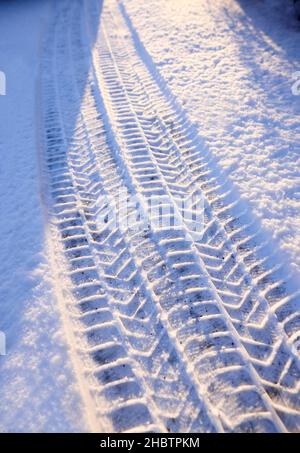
[0,0,87,432]
[0,0,300,433]
[124,0,300,277]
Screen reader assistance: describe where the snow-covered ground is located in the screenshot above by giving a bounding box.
[124,0,300,277]
[0,0,300,433]
[0,0,87,432]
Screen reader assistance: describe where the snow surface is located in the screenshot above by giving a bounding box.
[0,0,300,433]
[123,0,300,277]
[0,0,87,432]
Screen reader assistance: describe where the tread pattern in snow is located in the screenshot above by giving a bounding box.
[41,0,300,432]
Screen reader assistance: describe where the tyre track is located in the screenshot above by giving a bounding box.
[43,0,159,433]
[42,0,217,433]
[87,0,300,431]
[41,0,300,432]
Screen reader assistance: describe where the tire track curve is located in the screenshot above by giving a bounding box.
[41,0,218,433]
[41,0,300,433]
[87,0,300,432]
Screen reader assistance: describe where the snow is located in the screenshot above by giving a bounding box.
[0,0,300,433]
[0,0,87,432]
[123,0,300,277]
